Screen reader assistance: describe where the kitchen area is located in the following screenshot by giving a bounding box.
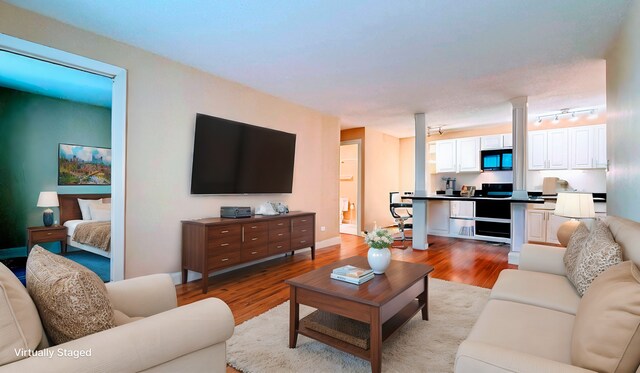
[399,115,608,248]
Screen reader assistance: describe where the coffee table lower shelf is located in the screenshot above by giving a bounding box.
[296,299,424,361]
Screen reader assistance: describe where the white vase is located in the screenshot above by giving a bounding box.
[367,247,391,274]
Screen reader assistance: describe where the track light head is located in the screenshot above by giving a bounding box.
[552,115,559,124]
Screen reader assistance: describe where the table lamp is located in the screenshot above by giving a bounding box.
[37,191,59,227]
[554,192,595,246]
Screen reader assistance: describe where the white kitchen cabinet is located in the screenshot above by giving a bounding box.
[435,140,457,173]
[502,133,513,148]
[546,214,570,245]
[593,124,607,169]
[480,135,502,150]
[456,137,481,172]
[526,210,547,242]
[435,137,480,173]
[569,124,607,169]
[427,200,450,236]
[528,129,568,170]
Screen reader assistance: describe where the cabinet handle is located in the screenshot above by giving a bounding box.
[278,233,283,236]
[301,219,307,222]
[221,258,229,262]
[277,245,283,249]
[251,237,258,241]
[300,240,306,244]
[277,223,283,226]
[301,229,307,233]
[47,232,52,235]
[251,251,257,255]
[221,230,229,234]
[251,226,258,229]
[220,243,229,247]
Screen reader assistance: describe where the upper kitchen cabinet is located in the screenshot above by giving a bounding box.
[568,124,607,169]
[457,137,481,172]
[528,128,568,170]
[480,133,512,150]
[435,140,457,173]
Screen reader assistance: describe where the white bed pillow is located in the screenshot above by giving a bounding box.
[89,203,111,221]
[77,198,102,220]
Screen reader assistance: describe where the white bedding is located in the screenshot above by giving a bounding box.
[63,219,111,258]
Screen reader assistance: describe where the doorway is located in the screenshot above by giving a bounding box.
[339,141,362,235]
[0,34,127,281]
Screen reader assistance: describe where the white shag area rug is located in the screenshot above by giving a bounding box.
[227,278,490,373]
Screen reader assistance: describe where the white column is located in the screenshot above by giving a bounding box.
[509,97,527,264]
[413,113,429,250]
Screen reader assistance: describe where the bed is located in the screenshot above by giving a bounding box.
[59,193,111,258]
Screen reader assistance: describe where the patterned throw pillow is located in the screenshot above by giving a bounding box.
[26,246,115,344]
[567,220,623,296]
[563,222,590,277]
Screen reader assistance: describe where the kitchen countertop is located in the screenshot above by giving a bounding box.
[407,194,545,204]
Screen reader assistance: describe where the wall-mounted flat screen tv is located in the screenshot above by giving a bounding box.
[190,113,296,194]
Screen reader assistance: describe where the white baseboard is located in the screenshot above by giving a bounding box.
[508,251,520,265]
[170,236,341,285]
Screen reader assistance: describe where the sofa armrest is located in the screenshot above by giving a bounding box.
[518,243,567,276]
[105,274,177,317]
[455,340,594,373]
[1,298,234,373]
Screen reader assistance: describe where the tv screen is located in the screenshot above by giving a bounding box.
[190,114,296,194]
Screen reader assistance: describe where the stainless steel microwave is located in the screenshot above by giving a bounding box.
[481,149,513,171]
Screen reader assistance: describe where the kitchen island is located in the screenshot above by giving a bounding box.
[407,194,545,203]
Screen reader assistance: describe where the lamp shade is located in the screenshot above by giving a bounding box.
[37,191,59,208]
[554,192,595,219]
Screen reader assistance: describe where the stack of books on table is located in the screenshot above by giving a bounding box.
[330,265,374,285]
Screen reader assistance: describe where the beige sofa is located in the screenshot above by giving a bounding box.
[455,216,640,373]
[0,268,234,372]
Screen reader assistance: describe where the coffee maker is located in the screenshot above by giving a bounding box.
[442,177,456,195]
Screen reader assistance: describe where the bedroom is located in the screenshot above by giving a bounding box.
[0,51,113,282]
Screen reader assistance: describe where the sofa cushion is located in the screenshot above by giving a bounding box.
[563,222,590,278]
[605,216,640,267]
[490,269,580,314]
[567,220,622,296]
[26,246,115,344]
[0,262,43,365]
[572,261,640,373]
[467,299,575,364]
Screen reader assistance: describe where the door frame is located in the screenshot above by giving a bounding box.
[0,34,127,281]
[340,140,362,236]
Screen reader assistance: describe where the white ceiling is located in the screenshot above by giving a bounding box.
[8,0,630,137]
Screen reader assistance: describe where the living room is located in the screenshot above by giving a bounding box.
[1,1,639,372]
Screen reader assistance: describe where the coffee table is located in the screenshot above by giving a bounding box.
[285,256,434,373]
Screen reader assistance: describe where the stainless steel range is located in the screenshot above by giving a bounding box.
[475,183,512,239]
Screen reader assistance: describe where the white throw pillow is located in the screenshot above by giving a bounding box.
[89,203,111,221]
[77,198,102,220]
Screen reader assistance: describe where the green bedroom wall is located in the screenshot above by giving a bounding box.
[0,87,111,254]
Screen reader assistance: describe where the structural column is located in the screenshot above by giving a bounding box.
[510,97,528,264]
[413,113,428,250]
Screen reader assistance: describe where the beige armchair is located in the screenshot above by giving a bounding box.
[0,267,234,372]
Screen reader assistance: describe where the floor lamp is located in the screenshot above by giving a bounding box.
[554,192,596,247]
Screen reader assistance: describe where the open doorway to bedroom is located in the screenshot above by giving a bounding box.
[0,35,126,282]
[339,140,362,235]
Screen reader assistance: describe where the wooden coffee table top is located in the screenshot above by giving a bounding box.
[285,256,434,307]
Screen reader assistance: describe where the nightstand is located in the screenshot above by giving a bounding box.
[27,226,68,254]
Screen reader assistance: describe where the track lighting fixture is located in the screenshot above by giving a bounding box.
[427,126,444,137]
[535,108,599,125]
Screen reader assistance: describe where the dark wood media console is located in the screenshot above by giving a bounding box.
[182,211,316,293]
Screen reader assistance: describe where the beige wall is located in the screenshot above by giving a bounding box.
[0,2,341,278]
[606,0,640,222]
[364,128,399,230]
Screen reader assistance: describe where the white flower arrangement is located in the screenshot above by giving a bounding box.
[364,228,394,249]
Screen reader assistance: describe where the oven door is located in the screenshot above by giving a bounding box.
[475,200,511,238]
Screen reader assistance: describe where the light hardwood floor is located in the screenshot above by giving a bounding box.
[176,234,515,372]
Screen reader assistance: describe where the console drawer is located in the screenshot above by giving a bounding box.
[269,227,290,241]
[208,251,241,270]
[291,216,313,227]
[243,230,268,248]
[241,245,269,261]
[291,235,313,250]
[269,240,291,255]
[268,219,289,230]
[242,222,268,233]
[291,225,312,238]
[207,225,241,240]
[208,237,241,251]
[31,229,66,242]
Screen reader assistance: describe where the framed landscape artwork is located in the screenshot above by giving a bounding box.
[58,143,111,185]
